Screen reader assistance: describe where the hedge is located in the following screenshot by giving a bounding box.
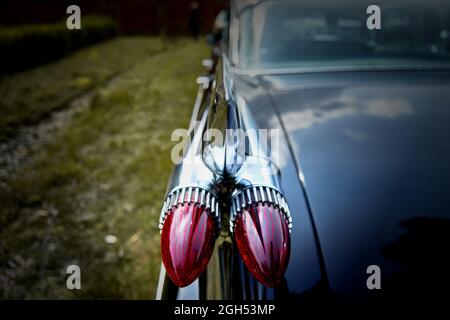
[0,16,118,75]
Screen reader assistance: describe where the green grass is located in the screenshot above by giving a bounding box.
[0,37,209,299]
[0,16,118,75]
[0,37,167,140]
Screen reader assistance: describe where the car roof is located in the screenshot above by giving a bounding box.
[233,0,449,16]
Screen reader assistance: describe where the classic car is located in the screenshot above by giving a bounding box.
[156,0,450,302]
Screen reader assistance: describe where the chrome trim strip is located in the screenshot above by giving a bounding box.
[253,188,258,204]
[200,189,206,206]
[259,186,265,203]
[193,188,199,204]
[246,189,252,205]
[180,188,186,204]
[187,187,192,204]
[230,64,450,77]
[272,189,279,207]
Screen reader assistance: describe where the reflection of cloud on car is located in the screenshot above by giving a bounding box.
[272,95,414,132]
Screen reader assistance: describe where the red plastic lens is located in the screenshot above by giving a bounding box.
[161,202,216,287]
[234,202,291,288]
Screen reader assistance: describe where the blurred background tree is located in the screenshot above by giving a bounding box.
[0,0,227,35]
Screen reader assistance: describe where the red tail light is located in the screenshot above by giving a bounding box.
[231,186,292,288]
[160,187,219,287]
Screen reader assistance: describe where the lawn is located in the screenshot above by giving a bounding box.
[0,37,209,299]
[0,37,166,140]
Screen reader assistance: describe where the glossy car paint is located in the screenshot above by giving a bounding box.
[234,70,450,299]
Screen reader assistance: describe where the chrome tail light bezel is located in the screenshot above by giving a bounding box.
[230,185,293,234]
[159,186,221,233]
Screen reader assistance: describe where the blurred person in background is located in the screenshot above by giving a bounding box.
[189,1,200,39]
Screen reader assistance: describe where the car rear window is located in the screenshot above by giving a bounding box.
[236,0,450,70]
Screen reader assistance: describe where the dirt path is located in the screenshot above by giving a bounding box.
[0,77,119,185]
